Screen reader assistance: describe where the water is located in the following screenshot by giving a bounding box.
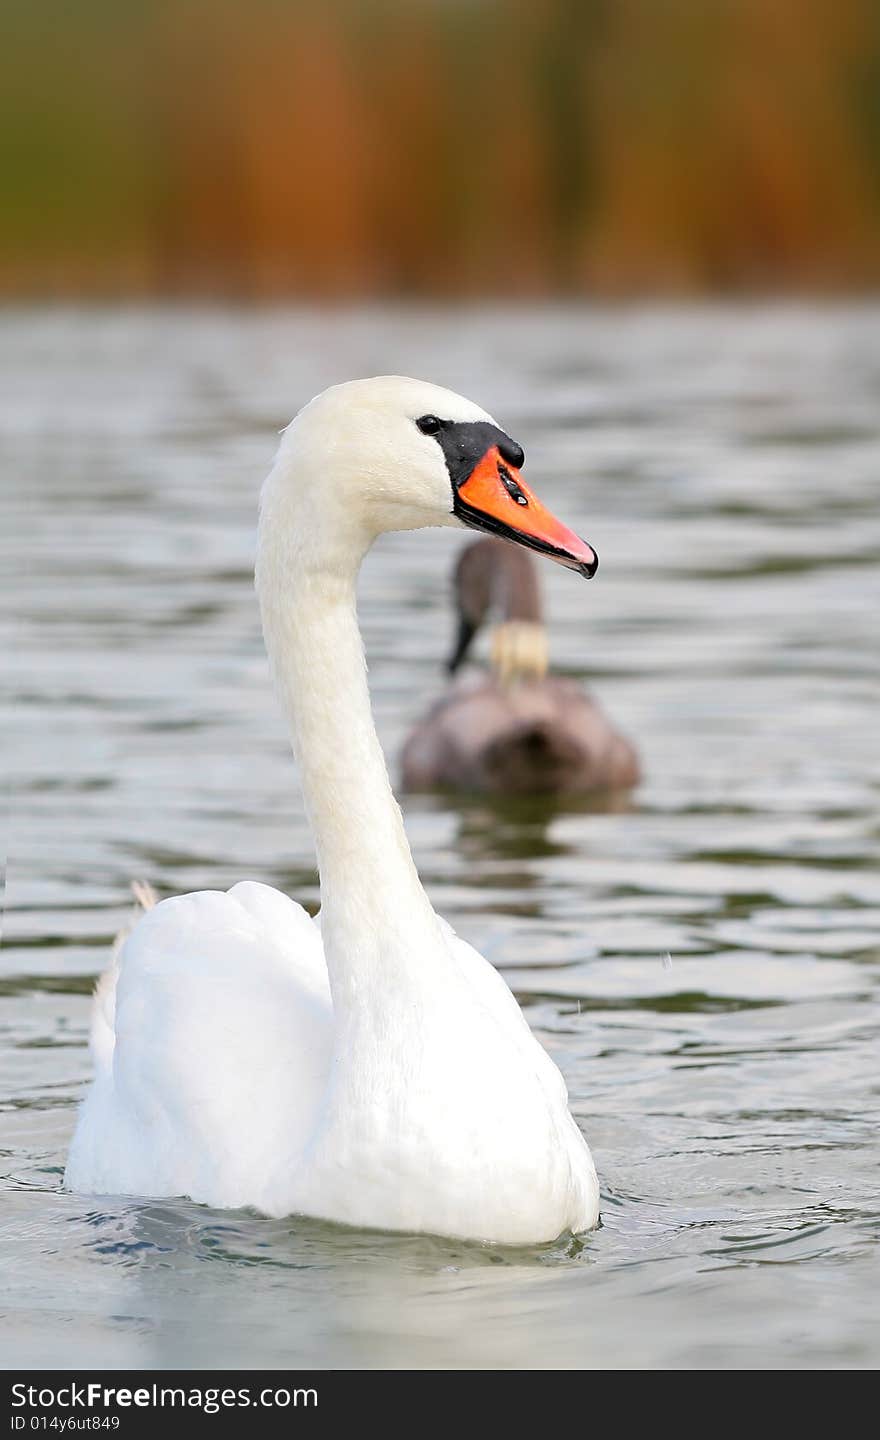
[2,304,879,1370]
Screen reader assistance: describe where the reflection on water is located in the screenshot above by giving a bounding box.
[1,305,879,1369]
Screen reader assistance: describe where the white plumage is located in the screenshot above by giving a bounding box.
[66,377,600,1244]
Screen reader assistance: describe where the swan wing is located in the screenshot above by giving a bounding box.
[65,881,332,1209]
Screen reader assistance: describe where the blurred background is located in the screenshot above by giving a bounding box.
[3,0,880,1373]
[3,0,880,298]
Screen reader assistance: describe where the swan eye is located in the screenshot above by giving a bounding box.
[498,462,528,506]
[416,414,442,435]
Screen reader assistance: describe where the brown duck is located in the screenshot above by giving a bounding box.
[401,537,640,795]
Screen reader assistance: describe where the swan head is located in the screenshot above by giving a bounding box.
[269,375,598,577]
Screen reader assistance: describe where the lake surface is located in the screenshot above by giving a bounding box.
[2,304,879,1370]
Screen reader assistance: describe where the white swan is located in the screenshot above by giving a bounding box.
[66,376,601,1244]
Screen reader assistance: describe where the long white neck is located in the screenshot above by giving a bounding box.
[256,464,442,1011]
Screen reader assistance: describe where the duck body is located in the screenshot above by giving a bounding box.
[402,537,640,795]
[65,377,601,1244]
[402,670,639,794]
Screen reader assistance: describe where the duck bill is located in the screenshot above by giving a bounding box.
[453,448,598,578]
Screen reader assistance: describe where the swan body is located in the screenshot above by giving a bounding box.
[402,537,640,794]
[66,377,600,1244]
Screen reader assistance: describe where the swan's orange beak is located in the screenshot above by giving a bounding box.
[453,446,598,578]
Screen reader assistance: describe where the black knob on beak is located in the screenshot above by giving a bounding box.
[498,437,525,469]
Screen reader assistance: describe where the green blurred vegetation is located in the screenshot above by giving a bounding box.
[3,0,880,296]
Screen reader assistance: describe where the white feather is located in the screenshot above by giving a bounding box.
[66,377,599,1244]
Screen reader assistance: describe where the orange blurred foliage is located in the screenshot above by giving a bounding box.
[2,0,879,296]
